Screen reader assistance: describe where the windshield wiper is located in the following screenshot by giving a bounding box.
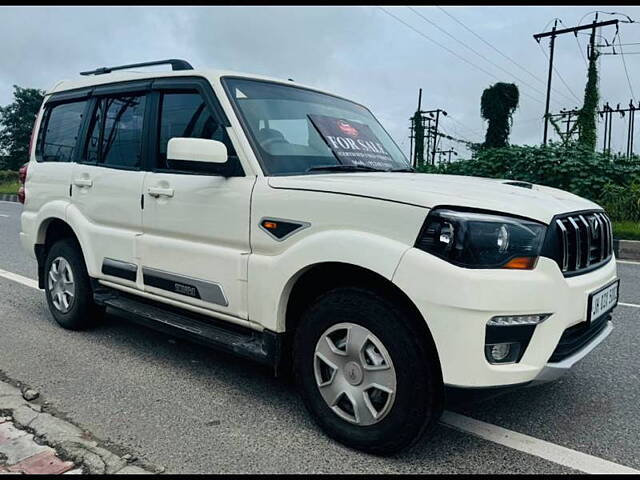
[306,164,384,173]
[388,167,415,172]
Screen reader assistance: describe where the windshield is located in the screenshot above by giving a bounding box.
[223,77,411,176]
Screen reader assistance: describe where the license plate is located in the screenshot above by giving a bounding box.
[588,279,619,323]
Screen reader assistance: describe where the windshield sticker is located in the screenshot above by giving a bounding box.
[308,114,395,169]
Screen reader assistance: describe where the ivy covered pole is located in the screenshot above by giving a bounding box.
[576,16,600,152]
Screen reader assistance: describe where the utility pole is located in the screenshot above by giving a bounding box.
[424,108,447,166]
[627,99,640,158]
[533,17,619,145]
[436,148,457,164]
[542,19,557,145]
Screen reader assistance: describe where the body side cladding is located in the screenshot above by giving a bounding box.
[142,267,229,306]
[102,258,138,282]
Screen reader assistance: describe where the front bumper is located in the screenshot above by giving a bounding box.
[392,250,617,388]
[529,320,612,385]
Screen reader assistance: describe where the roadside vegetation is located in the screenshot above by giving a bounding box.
[0,170,19,194]
[418,143,640,240]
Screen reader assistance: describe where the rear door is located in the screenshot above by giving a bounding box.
[139,78,254,320]
[70,83,150,288]
[29,96,89,213]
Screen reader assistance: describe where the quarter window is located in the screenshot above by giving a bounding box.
[38,100,87,162]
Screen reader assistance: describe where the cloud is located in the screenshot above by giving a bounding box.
[1,6,639,158]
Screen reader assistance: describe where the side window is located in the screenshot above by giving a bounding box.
[157,91,237,173]
[82,94,146,168]
[101,95,146,168]
[84,100,103,163]
[38,100,87,162]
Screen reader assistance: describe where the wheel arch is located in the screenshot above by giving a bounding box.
[280,261,443,385]
[35,217,83,289]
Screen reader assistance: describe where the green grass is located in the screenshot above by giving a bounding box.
[0,181,18,195]
[612,221,640,241]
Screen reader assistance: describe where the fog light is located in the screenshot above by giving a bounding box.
[488,314,550,327]
[485,342,521,364]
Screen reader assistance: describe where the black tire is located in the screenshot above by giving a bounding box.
[293,286,443,455]
[44,238,104,330]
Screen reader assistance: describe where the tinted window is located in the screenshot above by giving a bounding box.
[39,101,87,162]
[84,100,103,163]
[157,92,237,172]
[101,95,146,168]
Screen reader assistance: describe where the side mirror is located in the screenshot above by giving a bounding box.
[167,138,228,164]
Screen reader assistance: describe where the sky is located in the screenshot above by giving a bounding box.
[1,5,640,161]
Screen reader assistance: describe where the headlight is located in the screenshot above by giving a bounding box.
[415,208,547,269]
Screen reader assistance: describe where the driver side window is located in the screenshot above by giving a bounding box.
[156,91,239,174]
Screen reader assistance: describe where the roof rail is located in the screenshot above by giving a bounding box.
[80,59,193,76]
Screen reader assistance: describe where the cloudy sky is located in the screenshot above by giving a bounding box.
[1,5,639,160]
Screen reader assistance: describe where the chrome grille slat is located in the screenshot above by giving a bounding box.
[556,219,569,272]
[594,212,606,262]
[578,215,591,266]
[554,211,612,275]
[568,217,581,270]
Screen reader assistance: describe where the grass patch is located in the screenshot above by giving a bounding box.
[0,181,18,195]
[612,221,640,241]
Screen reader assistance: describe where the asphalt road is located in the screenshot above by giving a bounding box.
[0,200,638,474]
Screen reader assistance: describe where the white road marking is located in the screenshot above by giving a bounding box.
[0,214,9,218]
[617,259,640,266]
[0,266,638,473]
[441,411,639,474]
[0,268,38,289]
[619,302,640,309]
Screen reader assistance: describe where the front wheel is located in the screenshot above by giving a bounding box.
[44,238,103,330]
[293,286,442,455]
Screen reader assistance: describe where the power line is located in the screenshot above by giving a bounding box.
[377,7,544,105]
[408,7,548,100]
[617,30,637,101]
[437,7,578,107]
[444,113,483,139]
[576,35,589,67]
[536,41,582,103]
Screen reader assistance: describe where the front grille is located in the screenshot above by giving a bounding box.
[548,314,610,363]
[546,211,613,275]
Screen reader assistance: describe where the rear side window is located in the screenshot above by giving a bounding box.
[157,91,237,173]
[83,94,146,169]
[38,100,87,162]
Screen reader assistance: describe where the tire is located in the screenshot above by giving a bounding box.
[293,286,442,455]
[44,238,104,330]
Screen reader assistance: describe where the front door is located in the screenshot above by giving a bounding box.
[139,87,253,320]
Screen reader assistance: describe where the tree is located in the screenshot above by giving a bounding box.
[480,82,520,148]
[0,86,45,170]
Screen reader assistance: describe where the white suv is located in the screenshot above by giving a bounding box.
[20,59,619,454]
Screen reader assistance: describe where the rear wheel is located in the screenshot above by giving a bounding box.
[293,286,442,455]
[44,238,103,330]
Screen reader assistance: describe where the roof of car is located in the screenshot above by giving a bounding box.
[47,67,331,98]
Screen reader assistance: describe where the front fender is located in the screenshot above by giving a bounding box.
[248,230,412,332]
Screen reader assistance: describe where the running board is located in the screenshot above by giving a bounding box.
[94,289,283,372]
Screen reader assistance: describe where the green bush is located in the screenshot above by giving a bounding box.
[418,142,640,218]
[0,170,19,183]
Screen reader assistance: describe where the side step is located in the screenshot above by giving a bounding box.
[94,289,283,371]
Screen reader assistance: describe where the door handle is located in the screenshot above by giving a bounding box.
[148,186,174,198]
[73,178,93,188]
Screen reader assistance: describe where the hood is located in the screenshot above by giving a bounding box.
[268,173,602,224]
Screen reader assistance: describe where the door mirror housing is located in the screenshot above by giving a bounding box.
[167,138,228,164]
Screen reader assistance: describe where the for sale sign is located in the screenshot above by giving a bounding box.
[308,114,395,169]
